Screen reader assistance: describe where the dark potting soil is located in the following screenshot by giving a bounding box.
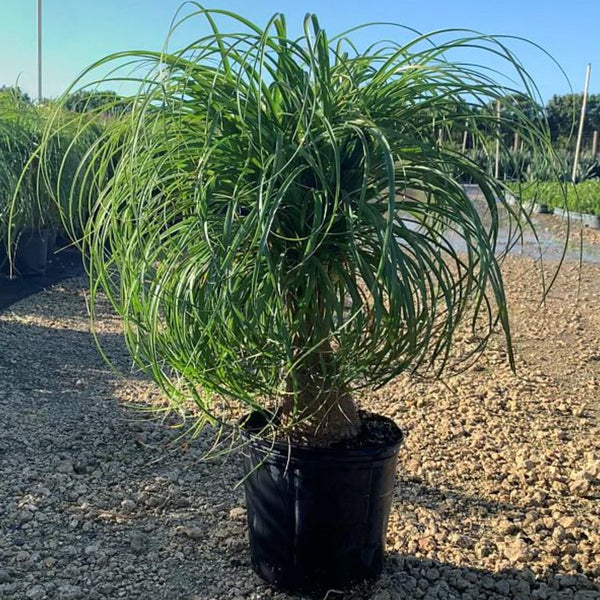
[0,246,84,312]
[244,409,403,451]
[329,409,403,450]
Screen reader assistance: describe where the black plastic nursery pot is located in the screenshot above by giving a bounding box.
[17,229,52,276]
[523,201,552,215]
[536,203,551,215]
[241,411,403,593]
[0,229,52,277]
[0,243,7,273]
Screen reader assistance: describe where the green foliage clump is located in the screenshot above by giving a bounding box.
[0,93,40,244]
[509,180,600,215]
[36,8,560,443]
[546,93,600,144]
[64,90,131,117]
[0,91,103,248]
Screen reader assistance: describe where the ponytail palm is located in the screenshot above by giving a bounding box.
[1,93,102,250]
[48,8,555,445]
[0,95,39,241]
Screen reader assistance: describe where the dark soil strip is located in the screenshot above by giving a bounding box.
[0,247,84,312]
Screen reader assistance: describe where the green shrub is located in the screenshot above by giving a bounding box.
[0,92,103,249]
[35,105,105,241]
[508,180,600,215]
[0,93,39,245]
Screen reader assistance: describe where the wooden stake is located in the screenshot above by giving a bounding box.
[494,101,501,179]
[572,63,592,183]
[592,130,599,157]
[513,132,520,153]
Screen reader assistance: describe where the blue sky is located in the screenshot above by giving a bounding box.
[1,0,597,102]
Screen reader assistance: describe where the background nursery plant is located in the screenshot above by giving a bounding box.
[38,6,559,592]
[1,89,102,275]
[509,180,600,215]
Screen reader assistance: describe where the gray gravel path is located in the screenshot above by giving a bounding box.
[1,267,599,600]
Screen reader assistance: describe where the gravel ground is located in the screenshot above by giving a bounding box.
[1,250,599,600]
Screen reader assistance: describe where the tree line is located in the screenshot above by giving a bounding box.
[2,84,598,149]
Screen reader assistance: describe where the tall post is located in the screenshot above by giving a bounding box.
[37,0,42,101]
[572,63,592,183]
[513,132,520,153]
[592,130,599,157]
[494,101,501,179]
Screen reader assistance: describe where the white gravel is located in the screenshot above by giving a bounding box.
[0,258,599,600]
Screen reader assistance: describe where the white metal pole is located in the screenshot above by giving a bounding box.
[37,0,42,101]
[572,63,592,183]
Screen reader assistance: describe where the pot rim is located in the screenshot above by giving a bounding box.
[241,410,403,463]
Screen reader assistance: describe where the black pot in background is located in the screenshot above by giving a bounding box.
[0,242,7,274]
[46,228,58,259]
[1,229,53,277]
[53,232,73,251]
[241,411,403,593]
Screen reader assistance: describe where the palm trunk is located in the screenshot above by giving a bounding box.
[281,340,361,447]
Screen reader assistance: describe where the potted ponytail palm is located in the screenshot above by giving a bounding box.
[0,94,52,276]
[44,7,554,593]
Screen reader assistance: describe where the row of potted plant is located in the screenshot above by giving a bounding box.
[0,91,101,276]
[508,180,600,224]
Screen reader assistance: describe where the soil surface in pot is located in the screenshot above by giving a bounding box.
[332,410,402,449]
[246,409,402,450]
